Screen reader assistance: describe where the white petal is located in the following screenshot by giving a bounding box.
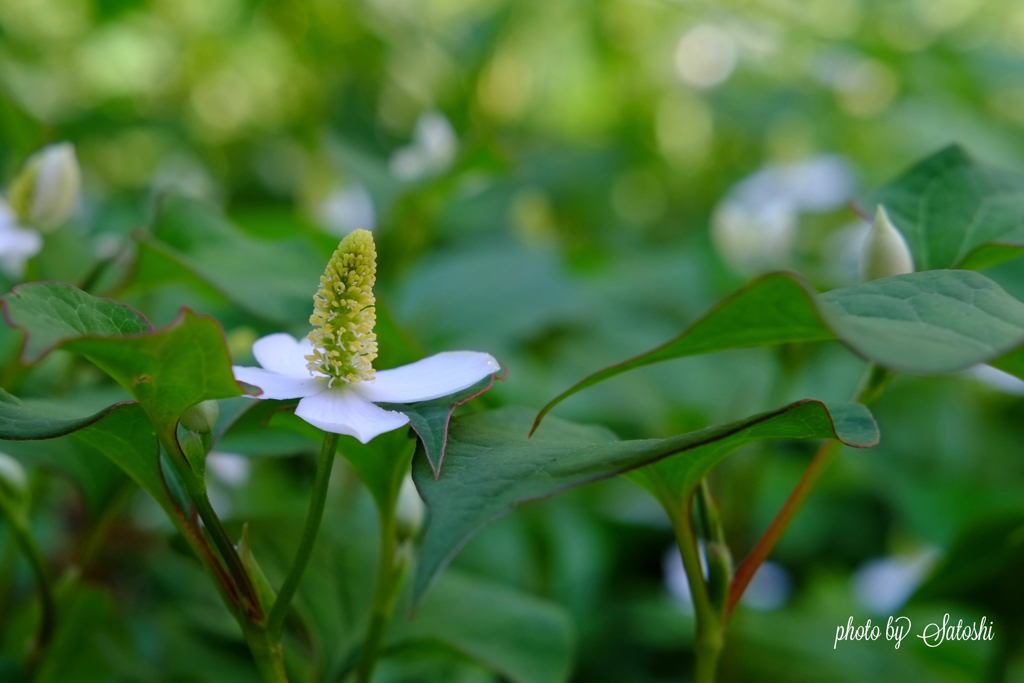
[0,220,42,280]
[352,351,499,404]
[295,387,409,443]
[233,366,324,399]
[252,333,316,378]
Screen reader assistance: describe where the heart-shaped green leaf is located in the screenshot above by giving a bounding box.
[3,282,246,439]
[534,270,1024,430]
[864,145,1024,271]
[2,281,151,363]
[412,401,877,603]
[386,571,574,683]
[0,387,130,440]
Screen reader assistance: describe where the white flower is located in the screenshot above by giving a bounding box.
[712,154,857,274]
[389,110,458,182]
[233,333,499,443]
[317,183,376,236]
[234,228,499,443]
[8,142,81,231]
[0,200,43,280]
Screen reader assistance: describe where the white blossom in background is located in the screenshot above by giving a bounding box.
[712,155,857,274]
[318,183,376,236]
[389,110,458,182]
[674,24,738,88]
[663,544,699,614]
[150,152,220,204]
[852,549,939,615]
[395,473,425,540]
[8,142,81,231]
[207,452,253,488]
[0,200,43,280]
[741,561,792,611]
[665,545,791,612]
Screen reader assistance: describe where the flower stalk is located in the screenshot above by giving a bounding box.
[355,504,403,683]
[726,363,891,619]
[267,432,339,639]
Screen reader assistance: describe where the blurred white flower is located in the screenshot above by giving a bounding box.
[712,155,856,274]
[395,472,425,540]
[0,451,28,504]
[207,452,252,488]
[318,184,376,236]
[852,549,939,614]
[741,561,792,611]
[665,545,790,612]
[8,142,81,232]
[663,543,700,613]
[674,24,738,88]
[0,200,43,280]
[389,110,458,181]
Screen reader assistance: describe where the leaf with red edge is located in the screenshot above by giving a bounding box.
[2,281,151,362]
[2,282,248,440]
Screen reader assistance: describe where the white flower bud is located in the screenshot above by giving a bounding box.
[8,142,81,232]
[395,473,424,540]
[180,399,220,435]
[0,452,28,505]
[860,206,914,282]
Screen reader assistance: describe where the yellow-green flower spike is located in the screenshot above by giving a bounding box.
[306,229,378,385]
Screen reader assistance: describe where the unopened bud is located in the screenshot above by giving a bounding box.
[860,206,914,282]
[8,142,81,232]
[180,400,220,435]
[0,452,28,506]
[395,473,424,540]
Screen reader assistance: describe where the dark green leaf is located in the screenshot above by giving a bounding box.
[413,402,877,603]
[0,387,129,440]
[387,572,575,683]
[820,269,1024,374]
[3,282,246,440]
[864,145,1024,271]
[2,281,150,363]
[535,270,1024,429]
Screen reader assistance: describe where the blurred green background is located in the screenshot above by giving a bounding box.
[3,0,1024,681]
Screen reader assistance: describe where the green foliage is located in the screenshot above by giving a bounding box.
[2,282,150,362]
[413,402,877,603]
[0,387,128,441]
[865,146,1024,271]
[388,571,575,683]
[537,270,1024,427]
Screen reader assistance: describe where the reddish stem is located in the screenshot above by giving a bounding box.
[725,438,841,620]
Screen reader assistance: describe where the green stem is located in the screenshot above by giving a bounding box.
[668,493,722,683]
[244,625,290,683]
[188,481,263,619]
[268,432,339,639]
[726,363,891,619]
[646,471,722,683]
[159,428,262,621]
[355,510,399,683]
[0,500,55,672]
